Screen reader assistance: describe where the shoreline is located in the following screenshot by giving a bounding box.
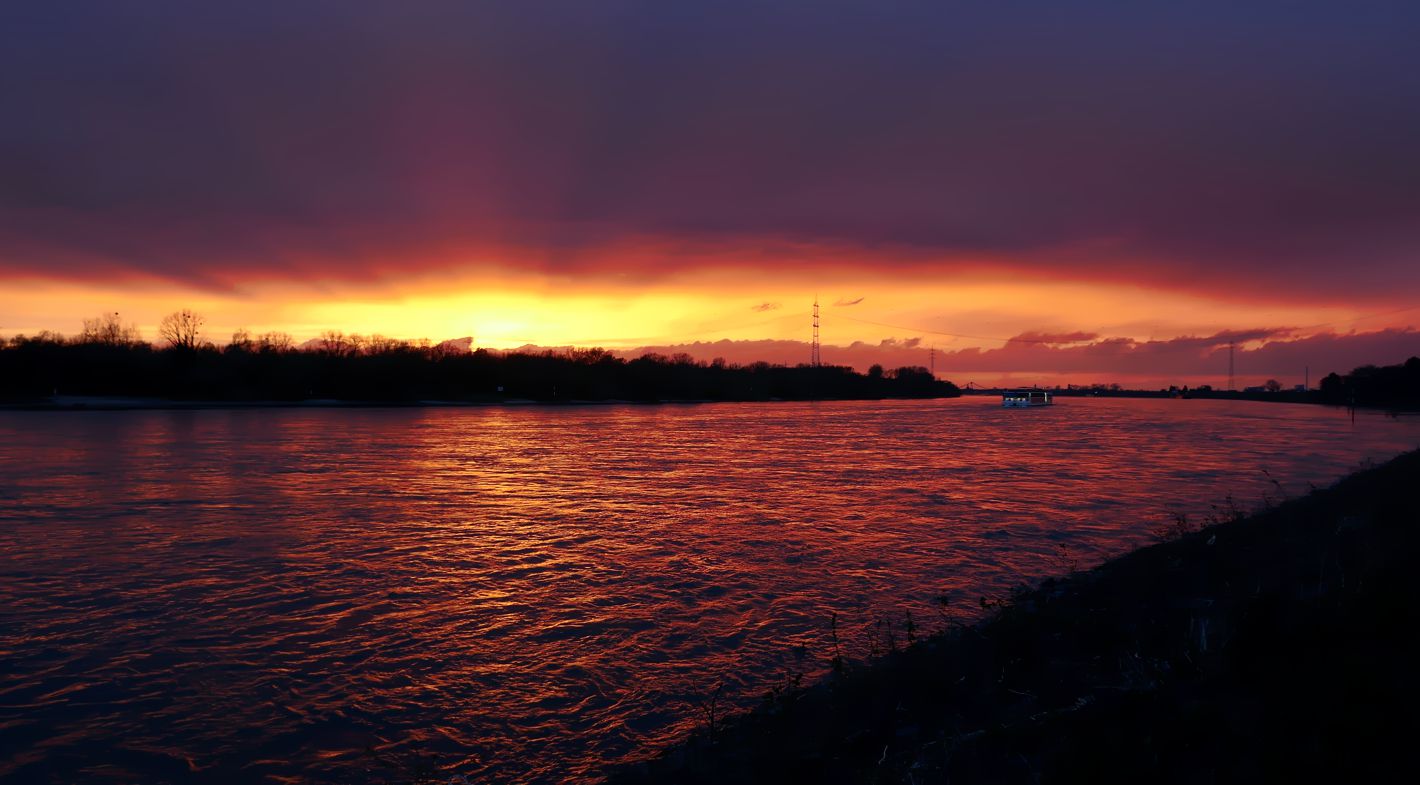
[961,387,1420,413]
[610,448,1420,783]
[4,394,1414,415]
[0,394,960,412]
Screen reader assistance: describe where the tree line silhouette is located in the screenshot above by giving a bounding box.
[1317,356,1420,408]
[0,313,960,403]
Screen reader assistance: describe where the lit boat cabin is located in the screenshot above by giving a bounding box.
[1002,389,1053,407]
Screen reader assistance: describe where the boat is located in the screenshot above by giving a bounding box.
[1002,389,1053,407]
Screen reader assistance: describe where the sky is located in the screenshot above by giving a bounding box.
[3,1,1419,386]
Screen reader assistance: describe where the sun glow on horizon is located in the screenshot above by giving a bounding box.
[3,273,1415,353]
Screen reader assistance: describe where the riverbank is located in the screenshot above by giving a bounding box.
[610,448,1420,784]
[962,386,1419,411]
[958,355,1420,411]
[0,395,674,411]
[0,393,959,411]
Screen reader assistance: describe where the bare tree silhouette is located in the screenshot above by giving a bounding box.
[258,331,294,352]
[319,330,352,356]
[229,328,254,352]
[79,312,141,345]
[158,309,205,350]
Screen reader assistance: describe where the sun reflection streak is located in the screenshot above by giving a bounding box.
[3,400,1420,781]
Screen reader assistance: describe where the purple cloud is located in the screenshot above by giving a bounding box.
[1,2,1418,303]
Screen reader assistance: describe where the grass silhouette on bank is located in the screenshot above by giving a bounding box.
[610,449,1420,784]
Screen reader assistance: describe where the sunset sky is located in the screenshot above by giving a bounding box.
[3,1,1418,386]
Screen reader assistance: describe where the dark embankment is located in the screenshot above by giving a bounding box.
[611,449,1420,784]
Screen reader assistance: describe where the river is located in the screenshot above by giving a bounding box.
[2,398,1417,783]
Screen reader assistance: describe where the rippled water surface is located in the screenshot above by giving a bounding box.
[3,398,1419,783]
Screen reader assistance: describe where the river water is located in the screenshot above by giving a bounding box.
[2,398,1418,783]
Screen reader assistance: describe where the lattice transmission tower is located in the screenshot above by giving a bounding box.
[811,296,821,367]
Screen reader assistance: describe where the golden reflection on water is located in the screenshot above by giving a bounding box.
[1,399,1418,783]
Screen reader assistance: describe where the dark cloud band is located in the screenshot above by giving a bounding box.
[2,1,1418,301]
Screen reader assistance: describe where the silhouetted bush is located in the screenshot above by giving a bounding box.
[1317,356,1420,407]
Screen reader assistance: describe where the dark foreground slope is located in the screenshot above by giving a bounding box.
[611,449,1420,784]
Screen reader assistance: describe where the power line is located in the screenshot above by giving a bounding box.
[832,304,1420,348]
[576,311,802,347]
[1291,304,1420,332]
[830,314,1100,345]
[495,302,1420,353]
